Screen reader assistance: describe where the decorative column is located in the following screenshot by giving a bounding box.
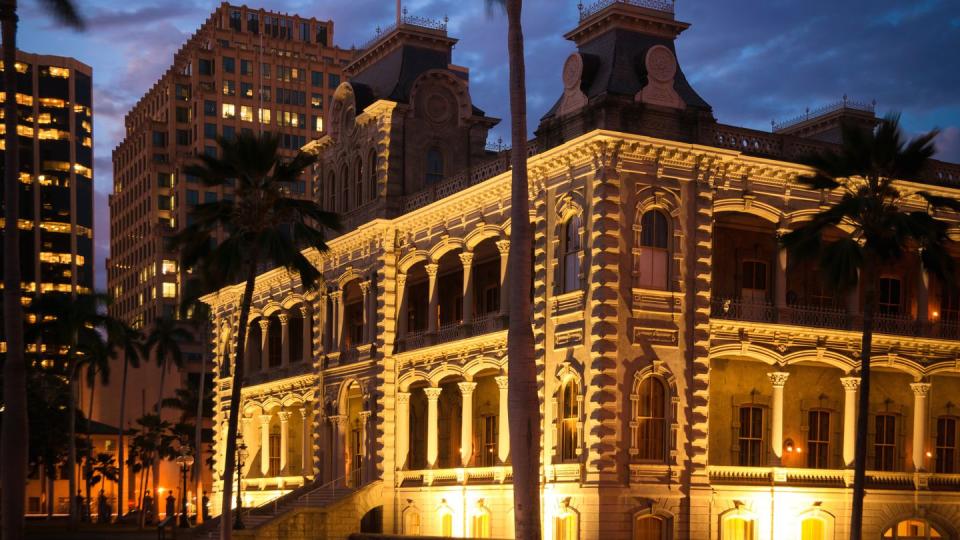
[278,411,291,473]
[768,372,790,463]
[840,376,860,468]
[396,274,408,342]
[426,263,439,334]
[299,305,312,363]
[357,411,371,483]
[774,232,788,311]
[396,392,411,469]
[424,387,443,468]
[458,382,477,466]
[911,382,932,471]
[496,240,510,316]
[243,325,253,374]
[359,281,371,343]
[460,252,474,324]
[495,375,510,463]
[278,313,290,367]
[259,414,272,476]
[331,290,344,352]
[331,415,346,484]
[259,318,271,371]
[301,409,311,476]
[241,415,255,475]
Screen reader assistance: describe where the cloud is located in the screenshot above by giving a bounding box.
[936,127,960,163]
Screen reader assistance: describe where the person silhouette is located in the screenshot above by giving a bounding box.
[143,490,154,525]
[201,491,210,521]
[165,490,176,521]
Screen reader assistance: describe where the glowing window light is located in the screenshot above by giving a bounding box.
[47,66,70,78]
[38,97,66,108]
[38,128,70,140]
[37,113,51,124]
[73,164,92,178]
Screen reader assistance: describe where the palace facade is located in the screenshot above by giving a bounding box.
[201,2,960,539]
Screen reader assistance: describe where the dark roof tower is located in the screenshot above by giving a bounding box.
[536,0,713,150]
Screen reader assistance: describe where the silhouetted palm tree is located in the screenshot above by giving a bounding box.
[782,114,959,539]
[2,1,83,537]
[173,132,339,540]
[485,1,540,538]
[108,322,144,518]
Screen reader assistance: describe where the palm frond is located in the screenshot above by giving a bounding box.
[38,0,84,30]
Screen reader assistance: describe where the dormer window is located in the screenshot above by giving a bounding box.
[426,148,444,185]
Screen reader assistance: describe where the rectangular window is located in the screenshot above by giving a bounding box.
[261,62,270,79]
[311,71,322,87]
[240,82,254,98]
[222,80,235,96]
[228,9,241,31]
[175,106,189,123]
[222,103,236,119]
[328,73,340,89]
[157,173,173,188]
[240,59,253,75]
[312,115,323,132]
[479,415,497,467]
[157,196,172,211]
[162,282,176,298]
[175,129,190,146]
[936,416,957,474]
[874,414,896,471]
[203,100,217,116]
[300,21,311,42]
[240,105,253,122]
[186,190,199,206]
[247,12,258,33]
[198,58,214,76]
[807,410,830,468]
[738,406,764,466]
[879,277,902,315]
[261,86,272,101]
[222,125,235,140]
[268,433,281,476]
[204,123,217,139]
[162,259,177,275]
[316,25,328,46]
[311,93,322,109]
[259,108,271,124]
[204,191,217,203]
[223,56,235,73]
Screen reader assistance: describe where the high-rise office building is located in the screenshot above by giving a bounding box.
[0,51,93,361]
[104,2,352,512]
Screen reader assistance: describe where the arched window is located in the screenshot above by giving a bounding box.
[637,210,669,289]
[800,516,826,540]
[562,215,582,293]
[367,149,377,201]
[633,515,667,540]
[438,506,454,537]
[471,507,491,538]
[722,516,756,540]
[327,171,336,212]
[637,377,667,462]
[555,511,578,540]
[426,147,444,185]
[403,509,422,535]
[339,164,350,212]
[559,378,580,462]
[882,519,943,539]
[354,157,364,208]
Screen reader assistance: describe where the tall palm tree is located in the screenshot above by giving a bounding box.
[180,277,214,523]
[80,348,112,521]
[108,322,144,518]
[782,114,959,540]
[173,132,339,540]
[26,371,72,518]
[486,1,540,538]
[1,2,82,538]
[30,292,111,528]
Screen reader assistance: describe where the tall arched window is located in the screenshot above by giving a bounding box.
[339,164,350,212]
[555,511,579,540]
[633,515,666,540]
[471,504,491,538]
[562,215,582,293]
[426,147,444,185]
[354,157,364,208]
[403,509,422,535]
[800,517,827,540]
[367,149,377,201]
[722,516,756,540]
[559,378,580,462]
[438,506,454,537]
[637,377,667,462]
[637,210,669,289]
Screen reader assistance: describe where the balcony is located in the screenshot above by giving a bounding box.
[710,298,959,340]
[398,313,508,352]
[397,465,512,486]
[707,465,960,491]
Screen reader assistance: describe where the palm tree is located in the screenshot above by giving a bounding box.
[80,346,112,522]
[31,292,112,528]
[173,132,340,540]
[180,278,214,523]
[485,1,540,538]
[1,2,83,538]
[782,114,959,539]
[130,413,175,527]
[26,372,72,518]
[108,322,144,518]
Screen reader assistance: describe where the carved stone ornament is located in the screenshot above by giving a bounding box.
[636,45,684,109]
[558,53,588,116]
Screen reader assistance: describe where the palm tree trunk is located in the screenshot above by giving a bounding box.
[503,2,541,539]
[850,260,876,540]
[153,353,165,506]
[220,256,260,540]
[47,469,55,518]
[117,355,129,518]
[68,374,79,528]
[194,340,208,524]
[1,2,27,539]
[85,380,97,521]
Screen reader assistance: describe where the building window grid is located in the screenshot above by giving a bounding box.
[738,406,764,467]
[936,416,957,474]
[636,377,667,462]
[874,413,897,471]
[807,409,831,469]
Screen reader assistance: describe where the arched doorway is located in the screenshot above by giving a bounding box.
[882,519,944,539]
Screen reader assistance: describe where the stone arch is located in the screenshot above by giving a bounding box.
[878,510,958,539]
[709,343,783,366]
[782,349,858,373]
[635,186,681,218]
[463,356,506,380]
[329,82,358,142]
[337,267,366,288]
[631,506,676,540]
[261,301,284,317]
[260,397,282,413]
[281,294,310,311]
[409,69,473,126]
[397,371,432,392]
[428,237,466,263]
[401,502,423,536]
[869,354,925,379]
[337,378,367,416]
[281,393,306,409]
[783,209,857,235]
[397,250,430,274]
[714,198,783,223]
[427,364,467,388]
[630,361,678,463]
[464,224,505,251]
[718,505,760,539]
[796,506,836,540]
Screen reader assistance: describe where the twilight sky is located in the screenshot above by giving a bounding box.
[18,0,960,290]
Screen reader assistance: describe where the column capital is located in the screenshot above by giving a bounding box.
[258,318,271,331]
[496,239,510,254]
[277,410,292,422]
[278,312,290,324]
[425,263,439,278]
[396,391,411,405]
[459,252,474,266]
[359,280,371,295]
[423,387,443,400]
[910,382,932,397]
[329,290,343,301]
[358,410,372,421]
[840,376,861,391]
[397,273,407,287]
[458,381,478,396]
[768,371,790,388]
[258,413,272,426]
[299,305,310,317]
[329,414,347,426]
[495,375,509,390]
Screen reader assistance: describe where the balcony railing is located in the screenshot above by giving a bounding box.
[708,465,960,490]
[398,465,512,486]
[398,313,508,352]
[578,0,675,20]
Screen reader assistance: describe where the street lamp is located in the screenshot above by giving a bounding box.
[234,441,248,530]
[175,446,195,528]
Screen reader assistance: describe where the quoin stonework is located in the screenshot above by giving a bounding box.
[199,2,960,539]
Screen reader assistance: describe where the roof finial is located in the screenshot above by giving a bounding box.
[396,0,401,25]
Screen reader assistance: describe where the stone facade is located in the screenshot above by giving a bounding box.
[202,3,960,540]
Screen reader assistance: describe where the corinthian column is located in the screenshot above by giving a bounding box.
[840,376,860,468]
[460,252,474,324]
[426,263,439,334]
[424,387,443,468]
[259,413,272,475]
[495,375,510,463]
[299,305,311,363]
[396,392,411,470]
[278,411,291,473]
[768,372,790,463]
[359,281,371,343]
[496,240,510,316]
[911,382,932,471]
[459,382,477,466]
[259,318,271,371]
[278,313,290,367]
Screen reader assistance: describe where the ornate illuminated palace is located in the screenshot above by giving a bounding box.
[200,2,960,539]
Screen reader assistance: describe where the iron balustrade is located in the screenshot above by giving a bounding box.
[578,0,675,20]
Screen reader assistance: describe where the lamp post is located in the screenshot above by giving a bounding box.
[234,441,248,530]
[175,446,195,528]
